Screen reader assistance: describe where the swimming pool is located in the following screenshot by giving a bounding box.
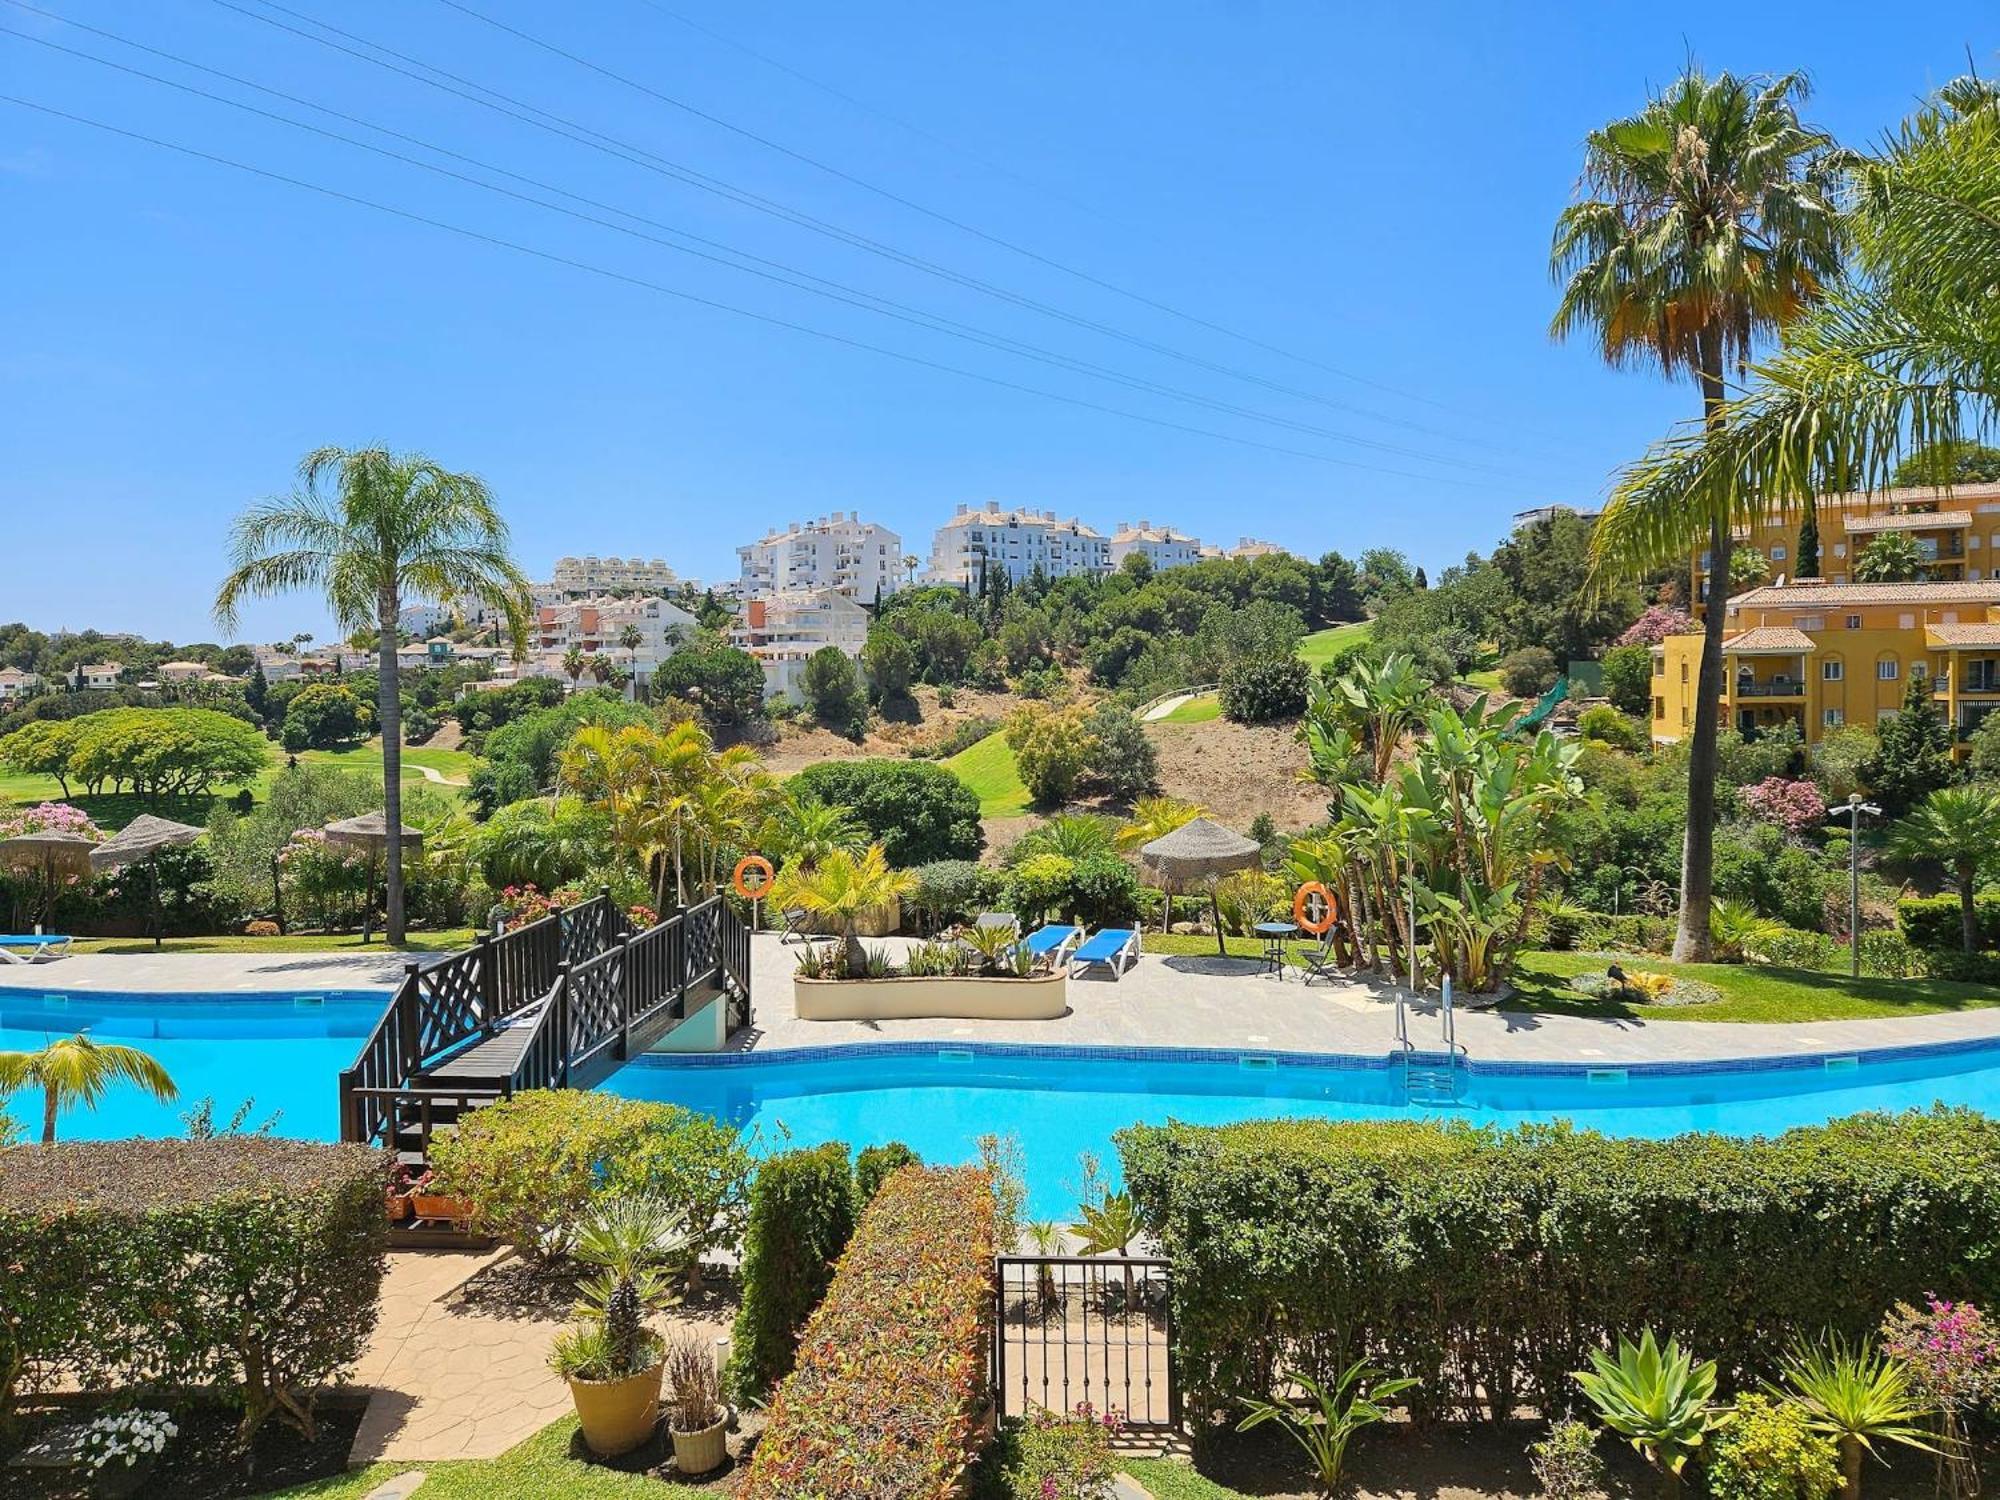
[7,990,1998,1219]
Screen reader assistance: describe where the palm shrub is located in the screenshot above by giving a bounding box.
[1779,1335,1937,1500]
[1236,1360,1419,1498]
[550,1197,687,1383]
[1888,786,2000,954]
[1710,898,1787,963]
[1575,1329,1723,1497]
[770,844,917,976]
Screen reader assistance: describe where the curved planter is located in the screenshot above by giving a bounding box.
[568,1362,665,1457]
[794,970,1068,1022]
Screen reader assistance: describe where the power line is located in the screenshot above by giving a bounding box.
[0,91,1525,487]
[0,13,1544,478]
[204,0,1578,469]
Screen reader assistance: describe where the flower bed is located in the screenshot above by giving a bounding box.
[742,1165,996,1498]
[794,969,1068,1021]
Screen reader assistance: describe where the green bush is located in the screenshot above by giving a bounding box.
[855,1142,921,1202]
[977,1411,1120,1500]
[1706,1393,1840,1500]
[727,1143,859,1401]
[1895,893,2000,952]
[1756,927,1841,971]
[743,1166,996,1500]
[427,1091,752,1275]
[1600,643,1654,716]
[1499,645,1559,697]
[1575,704,1647,751]
[0,1138,385,1441]
[790,760,984,866]
[1117,1112,2000,1428]
[1219,654,1310,724]
[908,859,999,931]
[1857,927,1926,979]
[281,682,372,751]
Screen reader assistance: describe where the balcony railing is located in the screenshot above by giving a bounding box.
[1733,680,1807,698]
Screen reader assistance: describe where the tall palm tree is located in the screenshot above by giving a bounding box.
[0,1033,177,1142]
[216,447,531,942]
[1553,68,1845,960]
[618,624,644,698]
[1890,785,2000,954]
[562,647,587,693]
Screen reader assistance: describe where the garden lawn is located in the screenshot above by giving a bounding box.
[1158,692,1222,724]
[1124,1460,1250,1499]
[1296,621,1372,669]
[70,928,478,954]
[1143,931,1324,968]
[258,1419,708,1498]
[944,729,1032,818]
[1509,949,2000,1023]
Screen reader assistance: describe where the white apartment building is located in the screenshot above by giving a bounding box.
[928,504,1111,586]
[737,513,903,602]
[70,663,123,691]
[528,595,697,683]
[1228,537,1290,561]
[1109,520,1204,572]
[547,555,680,598]
[0,668,41,700]
[730,589,870,702]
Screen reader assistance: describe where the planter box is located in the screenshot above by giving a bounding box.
[794,970,1067,1022]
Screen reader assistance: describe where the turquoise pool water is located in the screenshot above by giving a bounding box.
[7,989,1998,1218]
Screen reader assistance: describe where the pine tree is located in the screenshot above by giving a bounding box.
[1796,499,1821,578]
[1865,671,1956,813]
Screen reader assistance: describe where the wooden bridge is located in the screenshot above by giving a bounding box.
[337,891,752,1162]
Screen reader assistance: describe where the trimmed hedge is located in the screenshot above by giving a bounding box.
[0,1138,385,1440]
[1117,1111,2000,1428]
[743,1165,996,1499]
[725,1143,859,1401]
[1895,893,2000,951]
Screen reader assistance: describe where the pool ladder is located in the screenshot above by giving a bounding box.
[1395,975,1470,1106]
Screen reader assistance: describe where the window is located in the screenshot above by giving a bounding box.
[1798,615,1824,631]
[1900,613,1917,629]
[1834,543,1848,559]
[1846,614,1862,630]
[1943,611,1961,625]
[1879,657,1901,680]
[1822,658,1844,681]
[1824,708,1844,727]
[1771,545,1788,562]
[1654,697,1666,720]
[1681,662,1689,684]
[1652,654,1665,676]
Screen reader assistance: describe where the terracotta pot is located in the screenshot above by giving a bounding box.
[385,1193,412,1222]
[410,1194,473,1225]
[568,1362,665,1458]
[670,1410,729,1475]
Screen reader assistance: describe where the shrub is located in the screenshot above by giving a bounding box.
[1220,654,1310,724]
[1499,646,1559,697]
[1705,1394,1840,1500]
[1599,644,1654,716]
[1740,776,1829,837]
[426,1091,751,1275]
[1896,893,2000,953]
[908,859,998,931]
[803,646,865,729]
[982,1410,1122,1500]
[856,1142,921,1203]
[1575,704,1647,751]
[1116,1111,2000,1427]
[281,682,372,751]
[790,760,984,866]
[1530,1418,1606,1500]
[1007,703,1093,806]
[727,1143,859,1401]
[743,1166,996,1500]
[1081,701,1160,800]
[0,1138,385,1441]
[1757,927,1840,972]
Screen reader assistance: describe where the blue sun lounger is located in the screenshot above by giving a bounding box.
[0,934,74,965]
[1021,923,1081,966]
[1069,927,1139,978]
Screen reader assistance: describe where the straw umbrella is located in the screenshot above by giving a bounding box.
[91,815,206,950]
[1138,817,1262,958]
[324,812,424,943]
[0,831,97,932]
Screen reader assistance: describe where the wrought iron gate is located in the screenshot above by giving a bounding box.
[993,1255,1179,1430]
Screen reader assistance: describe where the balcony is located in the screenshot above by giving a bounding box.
[1733,679,1806,699]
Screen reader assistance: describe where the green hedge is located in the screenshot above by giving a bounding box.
[743,1165,996,1500]
[1117,1111,2000,1428]
[0,1138,385,1441]
[1895,893,2000,951]
[726,1143,859,1401]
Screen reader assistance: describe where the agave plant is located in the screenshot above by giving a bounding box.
[1709,898,1786,963]
[1777,1335,1937,1500]
[1574,1329,1723,1497]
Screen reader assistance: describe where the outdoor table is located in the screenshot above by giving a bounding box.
[1253,921,1297,979]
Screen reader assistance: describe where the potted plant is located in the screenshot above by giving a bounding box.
[404,1168,473,1227]
[549,1197,689,1458]
[385,1163,414,1222]
[663,1331,729,1475]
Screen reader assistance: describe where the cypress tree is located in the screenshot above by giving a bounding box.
[1797,499,1821,577]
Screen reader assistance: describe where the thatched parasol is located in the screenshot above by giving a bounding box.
[91,815,206,950]
[323,813,422,944]
[0,830,98,931]
[1138,817,1262,957]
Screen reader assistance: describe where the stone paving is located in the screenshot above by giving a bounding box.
[0,950,434,993]
[348,1248,730,1465]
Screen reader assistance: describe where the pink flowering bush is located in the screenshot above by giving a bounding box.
[1618,605,1697,646]
[0,802,101,841]
[494,883,562,930]
[1740,776,1828,837]
[1882,1294,2000,1413]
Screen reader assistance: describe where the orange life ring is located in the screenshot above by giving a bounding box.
[1293,882,1337,935]
[732,855,775,901]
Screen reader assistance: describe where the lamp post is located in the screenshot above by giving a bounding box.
[1828,793,1882,978]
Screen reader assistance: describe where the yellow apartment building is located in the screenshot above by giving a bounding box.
[1690,479,2000,608]
[1651,578,2000,752]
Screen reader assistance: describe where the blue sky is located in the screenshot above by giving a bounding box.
[1,0,1990,644]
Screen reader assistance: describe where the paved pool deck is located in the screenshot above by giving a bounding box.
[737,935,2000,1066]
[0,950,435,994]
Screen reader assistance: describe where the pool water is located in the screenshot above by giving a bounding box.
[6,991,1998,1219]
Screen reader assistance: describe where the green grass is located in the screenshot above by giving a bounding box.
[1143,931,1325,968]
[1296,621,1373,669]
[257,1419,708,1498]
[1508,949,2000,1024]
[1461,666,1503,693]
[1123,1458,1250,1499]
[1158,692,1221,724]
[944,729,1033,818]
[70,929,477,955]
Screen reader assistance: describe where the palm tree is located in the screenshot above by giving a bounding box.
[761,788,866,869]
[0,1033,177,1142]
[216,447,531,943]
[1852,531,1927,584]
[1890,785,2000,953]
[618,624,644,698]
[902,554,921,588]
[562,647,587,693]
[770,844,916,975]
[1554,68,1845,961]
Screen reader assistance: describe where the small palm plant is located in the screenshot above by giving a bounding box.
[0,1033,177,1143]
[1071,1187,1143,1311]
[1237,1361,1419,1498]
[769,844,916,977]
[1889,785,2000,954]
[550,1197,689,1384]
[1777,1334,1936,1500]
[1574,1329,1723,1498]
[1709,898,1786,964]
